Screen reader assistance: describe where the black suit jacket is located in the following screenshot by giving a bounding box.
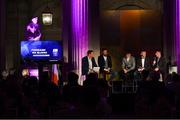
[98,55,112,72]
[136,57,151,70]
[82,56,97,75]
[152,57,166,73]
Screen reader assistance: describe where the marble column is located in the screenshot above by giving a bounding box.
[175,0,180,73]
[63,0,89,78]
[70,0,89,83]
[63,0,100,83]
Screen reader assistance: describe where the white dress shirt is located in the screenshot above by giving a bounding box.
[88,57,93,71]
[141,58,145,68]
[103,56,107,61]
[127,57,130,62]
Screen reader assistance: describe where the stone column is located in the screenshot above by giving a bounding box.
[70,0,89,76]
[175,0,180,73]
[63,0,89,79]
[63,0,100,83]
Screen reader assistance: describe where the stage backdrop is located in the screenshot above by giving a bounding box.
[100,10,163,71]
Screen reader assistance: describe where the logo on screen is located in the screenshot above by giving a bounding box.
[53,49,58,57]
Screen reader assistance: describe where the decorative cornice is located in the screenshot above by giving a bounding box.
[100,0,163,12]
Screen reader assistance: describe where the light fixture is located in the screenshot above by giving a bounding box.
[42,1,53,25]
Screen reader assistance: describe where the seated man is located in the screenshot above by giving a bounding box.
[98,48,112,80]
[82,50,98,76]
[120,52,136,84]
[134,51,151,81]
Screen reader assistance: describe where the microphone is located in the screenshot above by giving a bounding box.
[153,57,157,65]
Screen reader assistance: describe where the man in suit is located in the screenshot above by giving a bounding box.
[134,51,151,81]
[98,48,112,80]
[136,51,150,71]
[98,48,112,73]
[152,51,166,81]
[120,52,136,83]
[82,50,98,76]
[122,52,136,74]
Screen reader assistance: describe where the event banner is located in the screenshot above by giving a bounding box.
[21,40,63,61]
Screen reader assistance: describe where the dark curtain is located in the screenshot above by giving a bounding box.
[0,0,6,71]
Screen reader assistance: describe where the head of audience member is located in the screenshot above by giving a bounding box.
[39,71,50,90]
[81,86,100,109]
[87,50,94,59]
[6,73,17,82]
[86,72,98,80]
[1,70,9,80]
[97,78,109,97]
[83,73,98,87]
[9,68,16,76]
[140,51,147,59]
[147,71,160,81]
[22,76,38,97]
[67,72,79,86]
[102,48,108,56]
[29,76,38,86]
[125,52,131,59]
[172,72,180,82]
[5,73,21,97]
[155,51,162,58]
[141,70,150,81]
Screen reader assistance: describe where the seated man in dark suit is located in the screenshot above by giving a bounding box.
[98,48,112,80]
[152,51,166,82]
[82,50,98,76]
[134,51,151,81]
[120,52,136,83]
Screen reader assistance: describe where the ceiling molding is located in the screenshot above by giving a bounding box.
[100,0,163,12]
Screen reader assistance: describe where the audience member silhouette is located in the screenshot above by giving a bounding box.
[0,69,180,118]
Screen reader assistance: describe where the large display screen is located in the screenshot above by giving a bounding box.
[21,40,63,61]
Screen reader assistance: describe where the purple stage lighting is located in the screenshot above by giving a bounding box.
[26,17,42,41]
[176,0,180,73]
[71,0,89,78]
